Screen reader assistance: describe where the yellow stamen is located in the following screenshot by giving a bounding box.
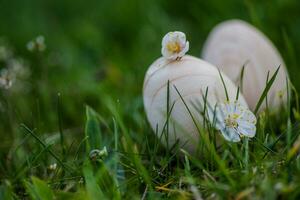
[232,113,239,119]
[224,114,240,128]
[167,42,181,53]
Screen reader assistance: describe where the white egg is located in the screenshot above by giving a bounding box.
[202,19,289,111]
[143,55,248,153]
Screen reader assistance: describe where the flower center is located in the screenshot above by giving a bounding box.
[224,114,239,128]
[166,42,181,53]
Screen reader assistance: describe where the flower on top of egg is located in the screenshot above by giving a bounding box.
[208,101,257,142]
[161,31,189,60]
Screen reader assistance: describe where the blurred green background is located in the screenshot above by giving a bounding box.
[0,0,300,172]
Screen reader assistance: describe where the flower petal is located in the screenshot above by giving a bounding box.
[177,41,189,57]
[220,127,240,142]
[237,120,256,137]
[240,110,257,124]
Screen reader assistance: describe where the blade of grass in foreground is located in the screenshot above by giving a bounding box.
[265,72,270,113]
[20,124,75,172]
[57,93,66,158]
[85,106,102,152]
[25,177,54,200]
[83,163,105,200]
[218,69,229,101]
[239,61,248,94]
[254,66,280,115]
[202,87,209,129]
[173,85,201,133]
[174,85,235,186]
[235,86,240,101]
[104,97,152,188]
[14,145,53,182]
[262,122,300,159]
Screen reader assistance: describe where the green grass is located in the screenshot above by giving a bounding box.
[1,0,300,199]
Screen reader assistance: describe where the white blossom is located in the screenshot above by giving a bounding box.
[161,31,189,60]
[48,163,57,171]
[27,35,46,52]
[209,101,257,142]
[0,68,15,89]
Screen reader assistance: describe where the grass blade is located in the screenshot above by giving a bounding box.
[20,124,74,172]
[254,66,280,114]
[85,106,102,152]
[218,69,229,101]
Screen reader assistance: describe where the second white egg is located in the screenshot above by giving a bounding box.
[202,19,289,112]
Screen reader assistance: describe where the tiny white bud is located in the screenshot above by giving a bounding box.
[49,163,57,171]
[89,147,108,161]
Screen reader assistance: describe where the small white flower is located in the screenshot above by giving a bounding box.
[48,163,57,171]
[0,68,15,89]
[0,58,30,90]
[27,35,46,52]
[26,41,35,52]
[161,31,189,60]
[0,78,13,89]
[209,101,257,142]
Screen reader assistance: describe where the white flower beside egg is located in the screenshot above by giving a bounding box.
[209,101,257,142]
[161,31,189,60]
